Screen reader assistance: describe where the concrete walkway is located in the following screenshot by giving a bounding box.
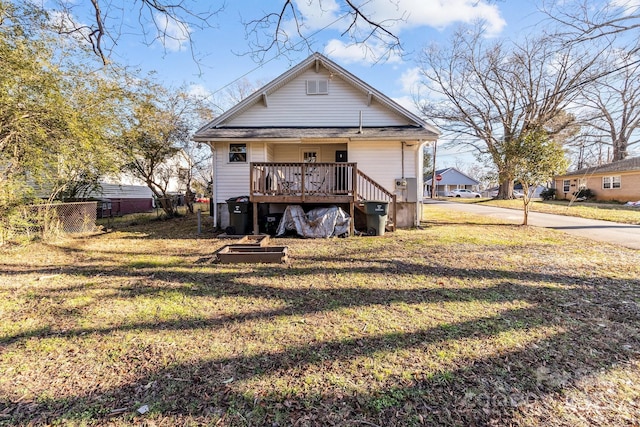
[424,199,640,250]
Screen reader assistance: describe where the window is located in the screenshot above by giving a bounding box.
[229,144,246,163]
[613,176,621,188]
[303,151,318,163]
[578,178,587,189]
[306,79,329,95]
[563,180,570,192]
[602,175,621,189]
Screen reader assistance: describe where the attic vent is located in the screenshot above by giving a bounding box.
[306,79,329,95]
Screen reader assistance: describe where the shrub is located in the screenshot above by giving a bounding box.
[540,188,556,200]
[574,188,595,199]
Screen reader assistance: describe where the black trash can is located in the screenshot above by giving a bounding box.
[262,213,283,236]
[226,196,252,235]
[363,201,389,236]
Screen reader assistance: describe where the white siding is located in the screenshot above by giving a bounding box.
[349,140,418,200]
[266,143,275,162]
[272,143,345,162]
[252,142,267,162]
[214,142,266,202]
[226,69,410,127]
[214,140,419,202]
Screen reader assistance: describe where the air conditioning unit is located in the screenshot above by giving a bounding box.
[395,178,407,189]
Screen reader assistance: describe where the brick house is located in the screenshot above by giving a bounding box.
[554,157,640,202]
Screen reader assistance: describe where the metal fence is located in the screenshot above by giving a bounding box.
[0,201,98,243]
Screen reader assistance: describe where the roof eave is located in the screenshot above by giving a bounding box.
[194,53,441,137]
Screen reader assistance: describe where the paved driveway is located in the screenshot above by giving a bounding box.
[425,199,640,250]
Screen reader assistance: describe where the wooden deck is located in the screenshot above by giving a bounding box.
[249,162,397,234]
[250,162,357,204]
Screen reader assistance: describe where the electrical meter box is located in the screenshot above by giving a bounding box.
[395,178,407,189]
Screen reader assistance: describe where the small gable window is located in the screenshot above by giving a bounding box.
[229,143,247,163]
[306,79,329,95]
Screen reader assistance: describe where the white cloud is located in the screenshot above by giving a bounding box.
[188,84,212,99]
[296,0,505,64]
[392,95,421,114]
[323,39,403,64]
[294,0,506,36]
[291,0,342,30]
[399,67,421,93]
[373,0,505,35]
[154,13,191,52]
[47,9,91,45]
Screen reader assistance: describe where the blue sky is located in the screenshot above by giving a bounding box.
[111,0,539,100]
[103,0,541,167]
[52,0,619,168]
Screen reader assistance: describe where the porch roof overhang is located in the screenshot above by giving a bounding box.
[193,126,438,143]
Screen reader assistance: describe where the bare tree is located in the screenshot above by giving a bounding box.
[530,1,640,166]
[575,50,640,162]
[209,78,267,115]
[42,0,405,65]
[48,0,224,66]
[240,0,404,63]
[417,25,600,198]
[541,0,640,55]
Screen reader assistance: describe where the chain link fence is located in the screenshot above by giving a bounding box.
[0,201,98,244]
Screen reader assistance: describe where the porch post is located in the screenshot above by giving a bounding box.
[349,202,354,236]
[392,194,397,232]
[252,202,259,235]
[351,164,357,237]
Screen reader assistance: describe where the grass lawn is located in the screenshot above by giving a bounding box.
[1,205,639,426]
[445,197,640,225]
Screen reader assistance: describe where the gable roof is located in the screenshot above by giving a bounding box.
[561,156,640,177]
[194,52,439,140]
[425,167,480,186]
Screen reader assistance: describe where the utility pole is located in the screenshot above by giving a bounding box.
[430,141,438,199]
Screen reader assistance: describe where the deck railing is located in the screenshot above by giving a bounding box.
[251,162,357,198]
[356,170,397,231]
[250,162,396,230]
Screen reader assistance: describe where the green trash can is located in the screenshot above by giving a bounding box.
[364,200,389,236]
[226,196,252,235]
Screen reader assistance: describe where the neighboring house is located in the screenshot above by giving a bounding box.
[193,52,440,233]
[514,183,547,198]
[424,168,480,197]
[89,183,154,217]
[554,157,640,202]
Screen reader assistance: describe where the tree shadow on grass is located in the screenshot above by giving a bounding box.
[4,300,638,426]
[2,245,639,425]
[2,254,639,346]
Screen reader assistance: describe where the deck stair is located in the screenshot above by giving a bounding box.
[355,170,396,232]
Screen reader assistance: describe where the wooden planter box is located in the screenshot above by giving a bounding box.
[236,235,270,246]
[216,245,288,264]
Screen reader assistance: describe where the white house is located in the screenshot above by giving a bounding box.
[193,53,440,233]
[424,167,481,197]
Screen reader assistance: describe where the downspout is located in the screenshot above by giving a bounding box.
[431,140,438,199]
[212,145,218,230]
[401,141,405,179]
[416,141,430,226]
